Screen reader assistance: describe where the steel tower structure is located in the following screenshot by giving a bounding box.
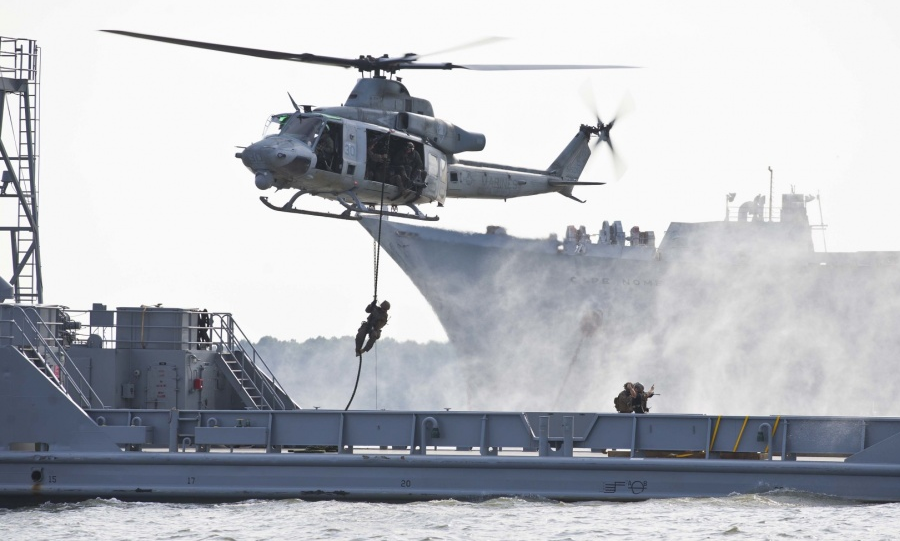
[0,37,42,303]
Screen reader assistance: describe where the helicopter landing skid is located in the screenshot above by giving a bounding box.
[260,195,361,221]
[347,203,440,222]
[335,190,439,222]
[259,190,439,222]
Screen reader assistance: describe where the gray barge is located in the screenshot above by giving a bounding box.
[2,303,900,505]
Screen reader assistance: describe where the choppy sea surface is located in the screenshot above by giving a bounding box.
[1,493,898,540]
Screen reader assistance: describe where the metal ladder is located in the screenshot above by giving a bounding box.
[212,313,298,410]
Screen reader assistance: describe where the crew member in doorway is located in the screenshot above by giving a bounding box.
[366,136,390,182]
[355,300,391,356]
[390,142,424,193]
[631,382,655,414]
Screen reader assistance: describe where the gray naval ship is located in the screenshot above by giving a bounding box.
[3,302,900,505]
[361,193,900,415]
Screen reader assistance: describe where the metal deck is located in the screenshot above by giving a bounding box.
[1,303,900,504]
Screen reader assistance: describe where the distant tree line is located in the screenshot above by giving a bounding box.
[247,336,466,411]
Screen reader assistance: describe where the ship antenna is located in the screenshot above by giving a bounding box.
[816,191,828,253]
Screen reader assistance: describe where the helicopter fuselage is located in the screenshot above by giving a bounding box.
[238,112,449,208]
[238,106,600,217]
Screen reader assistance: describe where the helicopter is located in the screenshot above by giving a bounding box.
[103,31,633,221]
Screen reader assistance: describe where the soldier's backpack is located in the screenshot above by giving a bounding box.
[614,390,630,413]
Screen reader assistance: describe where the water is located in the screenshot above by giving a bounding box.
[2,494,898,541]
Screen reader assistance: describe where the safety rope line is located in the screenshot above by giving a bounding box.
[733,416,749,453]
[374,346,379,410]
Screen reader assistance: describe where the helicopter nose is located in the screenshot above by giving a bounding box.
[238,136,313,189]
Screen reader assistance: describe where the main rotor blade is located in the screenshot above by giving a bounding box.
[416,37,510,60]
[456,64,639,71]
[101,30,360,68]
[102,31,639,73]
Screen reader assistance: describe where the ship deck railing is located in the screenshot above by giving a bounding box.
[207,312,294,410]
[81,408,900,465]
[0,306,105,409]
[0,304,295,411]
[65,307,295,411]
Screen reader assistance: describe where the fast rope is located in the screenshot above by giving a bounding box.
[372,154,388,304]
[553,311,602,407]
[554,336,585,408]
[344,357,362,410]
[346,173,389,411]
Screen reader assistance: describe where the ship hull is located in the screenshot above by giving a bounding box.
[5,451,900,505]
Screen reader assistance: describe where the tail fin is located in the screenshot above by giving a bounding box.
[547,128,592,182]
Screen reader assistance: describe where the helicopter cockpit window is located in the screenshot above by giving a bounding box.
[263,113,292,138]
[280,115,326,147]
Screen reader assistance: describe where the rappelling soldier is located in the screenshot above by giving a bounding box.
[355,299,391,356]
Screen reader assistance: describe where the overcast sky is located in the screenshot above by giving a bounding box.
[4,0,900,343]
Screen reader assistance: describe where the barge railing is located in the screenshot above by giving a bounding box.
[0,305,104,409]
[81,408,900,465]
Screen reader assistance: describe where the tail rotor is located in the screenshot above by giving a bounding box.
[580,84,633,180]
